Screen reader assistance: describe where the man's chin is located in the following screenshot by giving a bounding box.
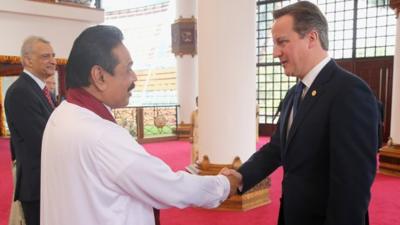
[46,71,56,77]
[112,103,129,109]
[123,99,130,107]
[283,70,294,77]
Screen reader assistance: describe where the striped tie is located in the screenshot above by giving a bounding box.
[43,86,55,108]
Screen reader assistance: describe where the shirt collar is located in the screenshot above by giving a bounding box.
[24,69,46,90]
[301,56,331,88]
[104,104,112,113]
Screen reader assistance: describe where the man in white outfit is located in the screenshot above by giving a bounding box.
[40,25,238,225]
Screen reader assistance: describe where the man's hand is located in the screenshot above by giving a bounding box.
[219,167,243,197]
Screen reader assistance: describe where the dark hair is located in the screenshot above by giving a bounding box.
[66,25,124,88]
[273,1,329,50]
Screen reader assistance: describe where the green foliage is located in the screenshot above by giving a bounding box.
[144,125,174,137]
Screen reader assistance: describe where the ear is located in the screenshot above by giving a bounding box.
[22,55,32,67]
[308,30,319,49]
[89,65,107,92]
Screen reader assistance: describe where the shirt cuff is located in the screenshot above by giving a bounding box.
[216,174,230,202]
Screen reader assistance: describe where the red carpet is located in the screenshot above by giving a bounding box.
[0,137,399,225]
[0,138,12,225]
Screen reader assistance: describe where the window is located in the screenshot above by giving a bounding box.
[257,0,395,124]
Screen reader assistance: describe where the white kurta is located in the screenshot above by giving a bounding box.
[41,101,230,225]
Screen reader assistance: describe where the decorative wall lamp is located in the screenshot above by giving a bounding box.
[171,17,197,57]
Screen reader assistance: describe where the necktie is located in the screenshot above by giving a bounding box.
[43,86,55,108]
[292,82,305,118]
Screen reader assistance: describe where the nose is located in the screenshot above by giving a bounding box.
[50,55,57,65]
[132,70,137,82]
[272,45,282,58]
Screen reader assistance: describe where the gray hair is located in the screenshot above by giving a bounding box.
[273,1,329,50]
[20,36,51,58]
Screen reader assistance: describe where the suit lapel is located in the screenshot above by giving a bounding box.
[285,60,337,149]
[280,89,295,148]
[21,73,53,113]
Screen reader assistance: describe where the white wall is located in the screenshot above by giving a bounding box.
[0,0,104,58]
[198,0,257,163]
[390,17,400,144]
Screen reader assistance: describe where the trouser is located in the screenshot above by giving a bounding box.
[20,201,39,225]
[277,198,285,225]
[8,161,25,225]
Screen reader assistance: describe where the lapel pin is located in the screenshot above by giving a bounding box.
[311,90,317,96]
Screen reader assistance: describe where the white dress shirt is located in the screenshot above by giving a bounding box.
[41,101,230,225]
[24,69,45,89]
[287,56,331,131]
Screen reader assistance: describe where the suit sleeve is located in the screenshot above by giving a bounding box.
[6,88,48,168]
[325,79,378,225]
[238,116,283,193]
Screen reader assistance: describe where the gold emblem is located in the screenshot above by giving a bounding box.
[312,90,317,96]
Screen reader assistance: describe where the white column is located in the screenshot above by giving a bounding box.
[390,14,400,145]
[175,0,197,124]
[197,0,256,163]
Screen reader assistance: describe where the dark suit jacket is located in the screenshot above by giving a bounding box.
[5,72,54,202]
[239,60,378,225]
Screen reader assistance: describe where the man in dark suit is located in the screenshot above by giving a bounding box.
[222,2,379,225]
[5,36,56,225]
[45,74,58,106]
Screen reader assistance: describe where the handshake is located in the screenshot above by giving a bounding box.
[219,168,243,197]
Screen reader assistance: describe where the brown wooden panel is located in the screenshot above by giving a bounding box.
[0,64,22,76]
[337,57,393,143]
[259,124,276,136]
[336,59,354,72]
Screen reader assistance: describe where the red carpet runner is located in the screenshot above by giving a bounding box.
[0,137,399,225]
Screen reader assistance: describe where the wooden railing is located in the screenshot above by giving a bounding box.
[113,105,179,143]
